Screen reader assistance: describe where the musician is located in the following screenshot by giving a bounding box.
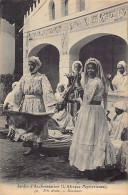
[65,61,83,117]
[107,61,128,95]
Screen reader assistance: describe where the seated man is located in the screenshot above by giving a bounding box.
[3,82,18,129]
[4,82,18,111]
[108,101,128,153]
[109,128,128,181]
[52,83,74,133]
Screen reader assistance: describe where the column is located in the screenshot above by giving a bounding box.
[59,51,80,84]
[55,1,62,19]
[69,52,79,70]
[68,0,77,15]
[59,54,70,85]
[23,32,29,75]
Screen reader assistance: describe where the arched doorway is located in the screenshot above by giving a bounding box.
[79,35,127,76]
[37,44,59,92]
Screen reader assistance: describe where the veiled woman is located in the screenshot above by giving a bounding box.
[69,58,116,178]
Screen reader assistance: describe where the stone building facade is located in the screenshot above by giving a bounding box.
[23,0,128,91]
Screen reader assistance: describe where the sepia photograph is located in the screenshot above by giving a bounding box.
[0,0,128,194]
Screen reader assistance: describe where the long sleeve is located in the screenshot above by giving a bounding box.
[41,75,57,112]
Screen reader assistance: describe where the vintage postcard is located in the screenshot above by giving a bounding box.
[0,0,128,194]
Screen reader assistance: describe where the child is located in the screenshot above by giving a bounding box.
[52,83,74,132]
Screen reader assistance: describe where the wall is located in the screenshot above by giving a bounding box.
[23,0,126,32]
[0,19,15,74]
[23,0,128,85]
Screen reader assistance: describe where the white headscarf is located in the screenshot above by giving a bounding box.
[56,83,65,93]
[84,58,108,108]
[115,101,127,112]
[117,60,127,75]
[28,56,42,74]
[72,61,83,73]
[55,83,66,103]
[117,61,126,69]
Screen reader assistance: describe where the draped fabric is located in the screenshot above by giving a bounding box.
[117,141,128,173]
[7,72,57,143]
[69,77,116,171]
[112,73,128,94]
[110,112,128,141]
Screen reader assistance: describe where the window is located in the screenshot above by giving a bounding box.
[49,0,55,20]
[65,0,68,16]
[76,0,85,12]
[80,0,85,11]
[61,0,68,17]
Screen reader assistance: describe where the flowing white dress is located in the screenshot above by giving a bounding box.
[69,77,116,171]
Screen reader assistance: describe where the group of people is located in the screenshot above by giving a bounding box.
[3,56,128,181]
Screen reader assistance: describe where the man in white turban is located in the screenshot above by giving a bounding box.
[4,56,57,155]
[107,61,128,95]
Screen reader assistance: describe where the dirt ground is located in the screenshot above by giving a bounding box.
[0,116,127,188]
[0,136,82,184]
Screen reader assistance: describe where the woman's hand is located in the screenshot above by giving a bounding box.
[75,97,82,105]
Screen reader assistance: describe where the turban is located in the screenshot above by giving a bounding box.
[117,61,126,69]
[72,61,83,73]
[28,56,42,69]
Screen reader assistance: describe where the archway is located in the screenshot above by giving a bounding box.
[70,34,127,76]
[79,35,127,76]
[29,44,59,92]
[38,44,59,92]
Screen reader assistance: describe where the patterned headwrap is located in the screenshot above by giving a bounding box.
[84,58,108,109]
[28,56,42,73]
[72,61,83,73]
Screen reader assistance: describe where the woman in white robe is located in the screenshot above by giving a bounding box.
[69,58,116,175]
